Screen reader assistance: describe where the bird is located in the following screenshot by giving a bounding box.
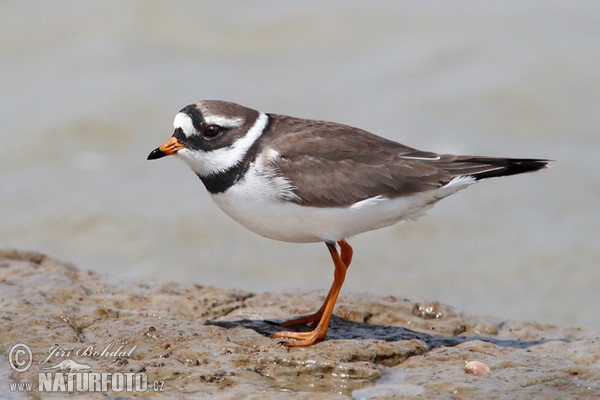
[147,100,548,346]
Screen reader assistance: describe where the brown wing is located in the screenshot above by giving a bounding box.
[265,115,548,208]
[266,116,452,207]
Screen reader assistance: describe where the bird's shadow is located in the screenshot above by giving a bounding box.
[208,315,568,349]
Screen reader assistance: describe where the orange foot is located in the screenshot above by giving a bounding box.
[271,325,328,347]
[271,239,353,347]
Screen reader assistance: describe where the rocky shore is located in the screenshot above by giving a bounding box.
[1,249,598,399]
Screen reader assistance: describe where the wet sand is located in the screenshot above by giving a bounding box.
[2,249,598,399]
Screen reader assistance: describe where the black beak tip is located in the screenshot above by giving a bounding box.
[147,148,165,160]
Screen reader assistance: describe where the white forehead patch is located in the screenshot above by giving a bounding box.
[173,113,196,137]
[203,115,244,128]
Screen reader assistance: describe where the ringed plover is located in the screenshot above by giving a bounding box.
[148,100,548,346]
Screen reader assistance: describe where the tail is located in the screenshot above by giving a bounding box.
[438,156,550,181]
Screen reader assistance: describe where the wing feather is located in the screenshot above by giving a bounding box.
[263,115,548,208]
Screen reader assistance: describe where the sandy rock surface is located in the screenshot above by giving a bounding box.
[1,249,598,399]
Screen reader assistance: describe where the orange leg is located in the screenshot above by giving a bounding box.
[338,238,353,266]
[272,240,352,346]
[278,240,353,328]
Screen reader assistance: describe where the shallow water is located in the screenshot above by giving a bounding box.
[1,1,599,328]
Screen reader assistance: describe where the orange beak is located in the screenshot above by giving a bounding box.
[147,136,185,160]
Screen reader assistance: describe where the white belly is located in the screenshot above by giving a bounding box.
[210,168,475,243]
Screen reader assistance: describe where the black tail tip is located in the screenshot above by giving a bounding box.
[508,159,551,174]
[483,158,551,180]
[470,158,551,181]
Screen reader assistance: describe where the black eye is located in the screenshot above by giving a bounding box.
[203,124,222,138]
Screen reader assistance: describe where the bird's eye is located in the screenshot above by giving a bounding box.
[203,124,222,138]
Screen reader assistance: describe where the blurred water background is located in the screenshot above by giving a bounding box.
[1,1,598,328]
